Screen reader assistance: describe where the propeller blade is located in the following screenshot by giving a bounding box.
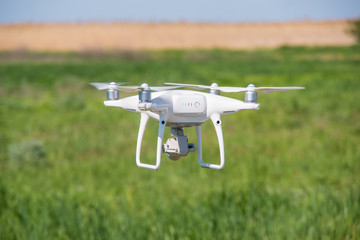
[165,82,247,92]
[89,83,110,90]
[149,86,182,91]
[116,84,181,92]
[217,87,248,92]
[165,82,305,93]
[215,86,305,93]
[254,87,305,93]
[89,82,126,90]
[116,86,140,92]
[165,83,211,90]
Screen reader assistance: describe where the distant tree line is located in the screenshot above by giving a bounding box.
[348,18,360,43]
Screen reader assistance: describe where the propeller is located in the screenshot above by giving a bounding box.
[164,82,305,93]
[90,82,180,92]
[90,82,182,101]
[89,82,126,90]
[116,83,181,92]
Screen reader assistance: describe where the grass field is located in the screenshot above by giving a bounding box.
[0,46,359,239]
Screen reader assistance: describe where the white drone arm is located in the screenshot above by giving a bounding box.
[196,113,225,170]
[136,113,167,170]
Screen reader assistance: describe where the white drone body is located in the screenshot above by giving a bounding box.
[91,82,304,170]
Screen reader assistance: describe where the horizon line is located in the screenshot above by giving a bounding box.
[0,17,356,26]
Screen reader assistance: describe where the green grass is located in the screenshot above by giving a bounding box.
[0,46,359,239]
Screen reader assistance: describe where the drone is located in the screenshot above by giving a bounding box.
[90,82,304,170]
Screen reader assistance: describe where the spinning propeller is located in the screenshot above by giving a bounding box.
[165,82,305,103]
[90,82,181,101]
[165,82,305,93]
[90,82,179,92]
[89,82,126,90]
[117,83,181,92]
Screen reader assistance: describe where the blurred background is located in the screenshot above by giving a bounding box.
[1,0,360,51]
[0,0,359,239]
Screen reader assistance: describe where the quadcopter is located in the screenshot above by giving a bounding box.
[90,82,304,170]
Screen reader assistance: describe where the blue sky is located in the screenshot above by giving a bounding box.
[0,0,359,24]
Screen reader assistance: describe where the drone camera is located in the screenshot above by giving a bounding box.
[162,128,195,161]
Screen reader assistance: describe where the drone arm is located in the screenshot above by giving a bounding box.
[196,113,225,170]
[136,113,166,170]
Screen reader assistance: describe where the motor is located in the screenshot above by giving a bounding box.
[244,84,257,103]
